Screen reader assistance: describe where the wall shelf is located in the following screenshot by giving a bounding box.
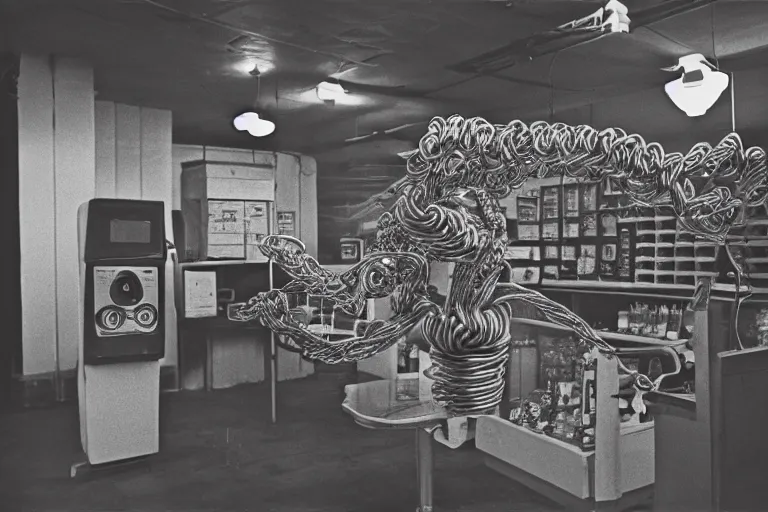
[510,318,690,347]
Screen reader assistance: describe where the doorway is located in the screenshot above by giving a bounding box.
[0,53,21,408]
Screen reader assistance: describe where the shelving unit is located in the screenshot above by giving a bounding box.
[621,210,719,287]
[721,205,768,290]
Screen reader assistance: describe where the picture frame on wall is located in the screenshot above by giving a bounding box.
[564,222,580,239]
[544,245,559,260]
[517,196,539,223]
[577,244,597,276]
[563,184,580,218]
[517,224,540,241]
[600,213,618,236]
[541,186,561,221]
[277,211,296,237]
[581,184,598,211]
[581,214,597,237]
[602,176,623,196]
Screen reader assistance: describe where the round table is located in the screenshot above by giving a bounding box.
[342,379,450,512]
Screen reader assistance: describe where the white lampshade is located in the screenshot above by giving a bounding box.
[233,112,275,137]
[316,81,346,102]
[663,54,729,118]
[664,72,729,117]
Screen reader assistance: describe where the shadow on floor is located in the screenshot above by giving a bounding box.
[0,376,563,512]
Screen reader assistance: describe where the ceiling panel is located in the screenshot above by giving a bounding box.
[4,0,768,211]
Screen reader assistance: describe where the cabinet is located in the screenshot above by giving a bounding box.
[649,293,768,511]
[181,160,275,261]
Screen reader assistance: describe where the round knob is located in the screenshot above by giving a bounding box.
[96,306,126,331]
[133,304,158,328]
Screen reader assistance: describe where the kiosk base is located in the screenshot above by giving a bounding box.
[70,454,151,479]
[78,361,160,465]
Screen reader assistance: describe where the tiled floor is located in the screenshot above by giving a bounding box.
[0,375,562,512]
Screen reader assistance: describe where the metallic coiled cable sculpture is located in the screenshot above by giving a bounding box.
[230,115,768,417]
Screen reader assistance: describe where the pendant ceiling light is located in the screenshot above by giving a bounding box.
[233,75,275,137]
[663,54,729,117]
[233,112,275,137]
[316,81,346,102]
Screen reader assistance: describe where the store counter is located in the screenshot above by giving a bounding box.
[475,350,655,510]
[476,417,654,511]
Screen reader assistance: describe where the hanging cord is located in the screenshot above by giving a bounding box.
[547,52,561,121]
[710,3,719,70]
[730,72,736,133]
[711,2,747,350]
[725,244,750,350]
[256,75,261,109]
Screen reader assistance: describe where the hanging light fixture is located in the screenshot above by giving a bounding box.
[233,112,275,137]
[233,75,275,137]
[663,54,729,117]
[316,81,347,102]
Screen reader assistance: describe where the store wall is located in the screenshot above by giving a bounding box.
[93,101,177,368]
[18,54,95,376]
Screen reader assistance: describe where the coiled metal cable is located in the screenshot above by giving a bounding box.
[230,115,766,416]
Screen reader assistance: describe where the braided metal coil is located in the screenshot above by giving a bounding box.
[230,115,768,416]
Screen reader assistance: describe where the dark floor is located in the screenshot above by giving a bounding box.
[0,375,562,512]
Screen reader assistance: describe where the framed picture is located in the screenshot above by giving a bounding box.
[506,246,541,261]
[277,211,296,237]
[603,176,623,196]
[602,243,617,262]
[581,184,598,211]
[601,213,618,236]
[578,245,597,275]
[581,214,597,237]
[544,245,560,260]
[543,265,559,280]
[517,224,540,241]
[563,185,580,217]
[562,245,577,261]
[542,186,561,220]
[517,196,539,223]
[564,222,580,238]
[542,222,560,240]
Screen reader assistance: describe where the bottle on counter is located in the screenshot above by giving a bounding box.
[655,305,669,339]
[629,304,639,334]
[617,310,629,332]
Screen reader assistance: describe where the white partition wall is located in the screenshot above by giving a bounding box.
[18,54,95,382]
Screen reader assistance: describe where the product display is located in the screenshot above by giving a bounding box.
[229,114,768,416]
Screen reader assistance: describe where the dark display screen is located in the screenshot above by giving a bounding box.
[110,219,152,244]
[340,242,360,261]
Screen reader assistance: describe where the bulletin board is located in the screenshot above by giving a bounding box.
[206,199,272,262]
[277,211,296,237]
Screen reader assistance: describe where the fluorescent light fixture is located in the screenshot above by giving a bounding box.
[316,81,347,102]
[663,54,729,117]
[233,112,275,137]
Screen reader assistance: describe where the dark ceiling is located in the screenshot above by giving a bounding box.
[3,0,768,226]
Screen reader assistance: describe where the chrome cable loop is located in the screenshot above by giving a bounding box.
[229,115,767,416]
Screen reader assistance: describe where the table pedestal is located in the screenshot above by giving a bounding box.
[416,428,434,512]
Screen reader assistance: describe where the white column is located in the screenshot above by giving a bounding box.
[18,54,57,376]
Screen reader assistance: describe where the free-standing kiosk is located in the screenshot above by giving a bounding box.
[77,199,166,465]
